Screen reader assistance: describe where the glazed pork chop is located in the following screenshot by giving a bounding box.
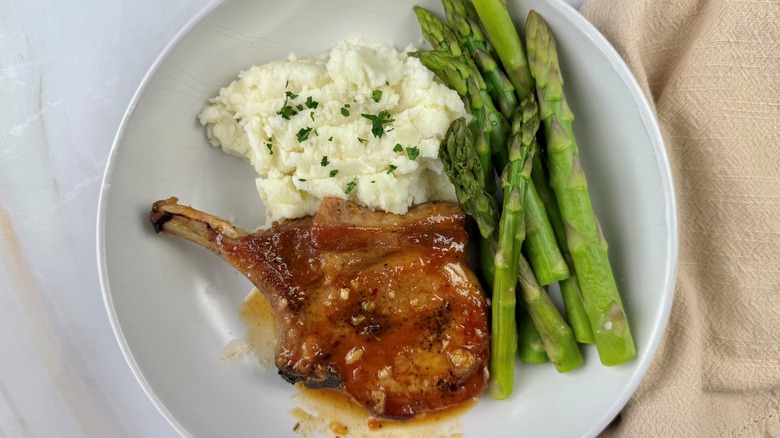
[150,197,489,419]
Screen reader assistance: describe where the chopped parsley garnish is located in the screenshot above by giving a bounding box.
[285,80,289,88]
[361,110,394,138]
[329,169,339,177]
[296,104,304,111]
[372,89,383,102]
[297,127,313,142]
[393,143,403,153]
[305,96,319,109]
[406,146,420,160]
[310,111,315,122]
[341,104,351,117]
[298,178,307,182]
[320,156,329,166]
[357,137,367,144]
[278,104,297,120]
[345,180,357,194]
[266,142,273,155]
[328,136,333,142]
[386,164,398,174]
[277,91,300,120]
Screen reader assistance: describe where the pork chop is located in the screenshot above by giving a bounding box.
[150,197,489,419]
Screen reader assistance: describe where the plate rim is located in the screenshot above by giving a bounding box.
[96,0,230,436]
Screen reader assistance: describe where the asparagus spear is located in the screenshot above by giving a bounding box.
[413,51,496,194]
[517,254,582,372]
[412,7,510,171]
[463,1,570,286]
[471,0,534,96]
[517,302,549,363]
[509,92,570,286]
[523,178,570,285]
[442,0,518,119]
[526,10,635,365]
[532,152,595,343]
[488,108,534,399]
[433,0,573,354]
[479,237,497,291]
[440,117,500,293]
[440,117,499,239]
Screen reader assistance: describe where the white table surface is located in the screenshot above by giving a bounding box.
[0,0,582,436]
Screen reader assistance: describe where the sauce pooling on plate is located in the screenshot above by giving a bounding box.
[236,289,478,437]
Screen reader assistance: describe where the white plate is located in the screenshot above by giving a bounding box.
[97,0,677,436]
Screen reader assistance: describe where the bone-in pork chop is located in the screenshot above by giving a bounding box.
[150,197,489,419]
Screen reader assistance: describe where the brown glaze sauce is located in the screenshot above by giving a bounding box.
[291,384,474,437]
[237,288,477,437]
[238,288,278,368]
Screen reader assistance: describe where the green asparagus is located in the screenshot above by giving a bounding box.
[517,254,582,372]
[413,5,466,58]
[523,178,570,285]
[440,117,500,294]
[532,152,595,343]
[412,7,510,171]
[511,93,570,286]
[526,10,635,365]
[471,0,534,96]
[479,237,497,291]
[463,0,569,287]
[488,107,534,399]
[442,0,518,119]
[413,51,495,192]
[439,117,499,239]
[517,302,549,364]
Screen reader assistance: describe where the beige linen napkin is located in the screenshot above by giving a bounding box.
[576,0,780,436]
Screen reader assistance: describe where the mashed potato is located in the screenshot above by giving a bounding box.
[199,39,467,224]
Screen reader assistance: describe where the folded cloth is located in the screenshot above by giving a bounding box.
[578,0,780,435]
